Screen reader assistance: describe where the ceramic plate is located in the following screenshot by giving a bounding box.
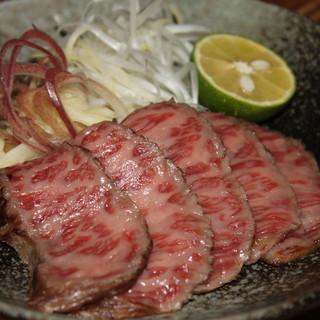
[0,0,319,319]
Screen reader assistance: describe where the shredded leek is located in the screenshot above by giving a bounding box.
[0,143,40,169]
[0,0,212,167]
[62,0,211,119]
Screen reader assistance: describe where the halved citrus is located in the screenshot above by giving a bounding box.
[192,33,296,122]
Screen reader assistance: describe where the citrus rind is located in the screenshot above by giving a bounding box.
[192,33,296,122]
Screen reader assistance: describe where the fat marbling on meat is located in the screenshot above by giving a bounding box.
[122,101,255,292]
[73,121,213,319]
[0,143,151,313]
[245,123,320,264]
[202,112,301,264]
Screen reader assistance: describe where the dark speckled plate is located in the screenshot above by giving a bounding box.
[0,0,319,319]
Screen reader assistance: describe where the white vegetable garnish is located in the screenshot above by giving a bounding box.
[0,0,211,167]
[0,138,5,157]
[62,0,211,119]
[0,143,40,169]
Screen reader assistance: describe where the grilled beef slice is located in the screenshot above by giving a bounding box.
[202,112,301,264]
[0,143,151,313]
[73,121,212,318]
[123,101,255,292]
[246,123,320,264]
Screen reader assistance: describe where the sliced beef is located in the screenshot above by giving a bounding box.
[202,112,301,264]
[0,143,150,313]
[73,121,213,318]
[245,123,320,264]
[122,101,255,292]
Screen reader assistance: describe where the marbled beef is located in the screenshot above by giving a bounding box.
[73,121,212,318]
[0,144,150,313]
[246,124,320,264]
[202,112,301,264]
[122,101,255,292]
